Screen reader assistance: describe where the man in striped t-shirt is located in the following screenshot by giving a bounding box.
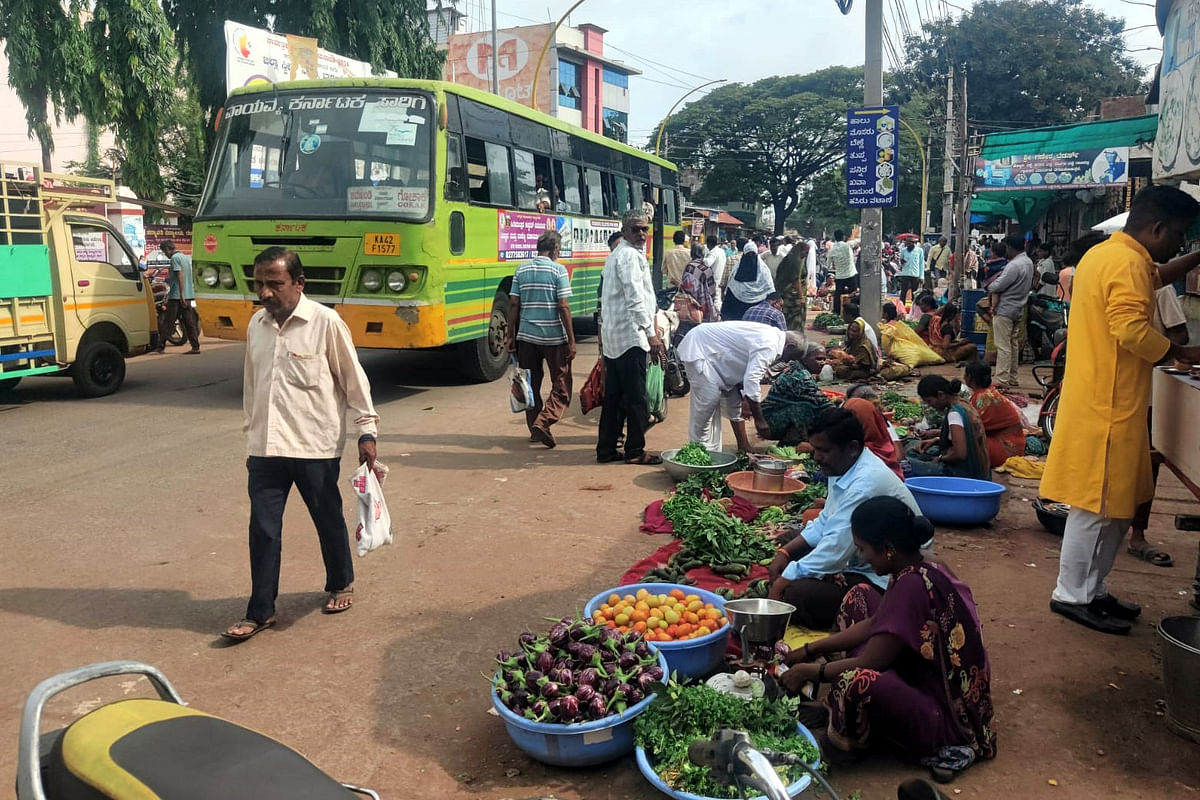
[506,229,576,448]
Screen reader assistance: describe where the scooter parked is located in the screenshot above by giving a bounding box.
[18,662,378,800]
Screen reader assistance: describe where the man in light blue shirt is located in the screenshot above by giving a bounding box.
[768,406,922,629]
[153,240,200,353]
[897,239,925,303]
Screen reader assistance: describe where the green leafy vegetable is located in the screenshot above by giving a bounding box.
[767,445,802,460]
[660,494,776,567]
[634,683,821,798]
[674,441,715,466]
[812,312,844,331]
[756,506,789,525]
[881,391,924,422]
[792,482,828,512]
[674,471,732,499]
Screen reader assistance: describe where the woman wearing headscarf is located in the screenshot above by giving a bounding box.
[844,397,904,479]
[674,243,718,339]
[761,343,832,445]
[723,241,775,321]
[830,320,878,381]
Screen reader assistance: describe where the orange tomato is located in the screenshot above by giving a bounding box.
[635,601,650,613]
[676,623,692,636]
[649,607,664,620]
[669,588,686,601]
[696,626,712,636]
[607,594,621,605]
[630,609,648,623]
[634,621,647,633]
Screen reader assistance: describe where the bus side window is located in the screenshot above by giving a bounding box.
[600,172,617,217]
[465,137,489,204]
[583,168,604,218]
[555,161,582,214]
[662,189,679,225]
[484,142,513,207]
[533,153,554,212]
[512,148,538,211]
[445,135,467,201]
[614,175,632,216]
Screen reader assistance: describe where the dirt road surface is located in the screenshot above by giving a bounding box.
[2,336,1199,799]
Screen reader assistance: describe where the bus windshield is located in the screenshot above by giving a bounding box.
[199,90,434,221]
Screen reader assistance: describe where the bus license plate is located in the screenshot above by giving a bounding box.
[363,233,399,256]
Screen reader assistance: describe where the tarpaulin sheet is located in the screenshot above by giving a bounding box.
[979,114,1158,161]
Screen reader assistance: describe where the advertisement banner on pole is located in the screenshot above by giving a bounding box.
[443,24,554,111]
[223,21,393,93]
[846,105,899,208]
[973,148,1129,191]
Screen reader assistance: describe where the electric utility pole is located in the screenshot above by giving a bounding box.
[953,73,972,302]
[940,65,956,248]
[858,0,883,331]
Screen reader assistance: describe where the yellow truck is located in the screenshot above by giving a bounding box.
[0,162,154,397]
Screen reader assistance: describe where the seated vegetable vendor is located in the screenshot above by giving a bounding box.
[963,360,1026,468]
[677,321,806,453]
[829,320,877,380]
[760,343,833,445]
[780,496,995,779]
[906,376,992,480]
[915,298,978,363]
[767,408,921,630]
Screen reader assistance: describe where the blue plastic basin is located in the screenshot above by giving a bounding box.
[905,476,1007,525]
[584,583,730,679]
[492,649,669,766]
[635,722,820,800]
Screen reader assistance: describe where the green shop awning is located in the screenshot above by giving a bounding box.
[979,114,1158,161]
[970,190,1058,227]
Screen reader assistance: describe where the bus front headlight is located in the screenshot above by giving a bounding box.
[218,266,235,288]
[361,269,383,292]
[201,266,219,287]
[386,271,407,292]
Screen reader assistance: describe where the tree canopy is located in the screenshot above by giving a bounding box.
[897,0,1145,129]
[658,67,863,234]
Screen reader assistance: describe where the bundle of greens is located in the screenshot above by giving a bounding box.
[674,471,732,499]
[755,506,789,526]
[881,391,924,423]
[674,441,714,466]
[812,312,844,331]
[791,482,828,512]
[634,683,820,798]
[660,494,776,568]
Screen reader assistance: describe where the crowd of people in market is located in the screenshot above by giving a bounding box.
[495,184,1200,787]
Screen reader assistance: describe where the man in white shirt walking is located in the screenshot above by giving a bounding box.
[224,247,380,641]
[678,321,805,453]
[828,229,857,315]
[597,209,666,465]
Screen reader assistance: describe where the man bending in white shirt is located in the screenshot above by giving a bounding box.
[224,247,380,641]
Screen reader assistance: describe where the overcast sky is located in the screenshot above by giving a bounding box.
[464,0,1163,146]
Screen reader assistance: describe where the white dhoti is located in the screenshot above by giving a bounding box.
[684,360,743,452]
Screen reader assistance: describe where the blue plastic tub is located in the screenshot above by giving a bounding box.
[492,649,669,766]
[905,476,1007,525]
[961,288,985,313]
[635,722,820,800]
[584,583,730,679]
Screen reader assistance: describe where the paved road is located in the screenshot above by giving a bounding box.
[3,337,1199,799]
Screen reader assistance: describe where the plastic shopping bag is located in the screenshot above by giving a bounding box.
[508,356,535,413]
[580,357,604,415]
[646,362,667,425]
[349,461,392,557]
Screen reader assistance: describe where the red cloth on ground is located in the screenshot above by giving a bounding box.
[620,539,770,594]
[640,495,760,534]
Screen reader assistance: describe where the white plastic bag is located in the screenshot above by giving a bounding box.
[508,356,535,413]
[349,461,392,557]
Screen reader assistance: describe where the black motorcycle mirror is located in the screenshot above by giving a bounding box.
[1040,271,1060,286]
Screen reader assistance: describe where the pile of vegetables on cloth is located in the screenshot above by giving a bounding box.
[881,390,924,424]
[491,618,664,723]
[640,475,830,600]
[594,587,729,642]
[811,312,845,331]
[634,682,821,798]
[672,441,715,466]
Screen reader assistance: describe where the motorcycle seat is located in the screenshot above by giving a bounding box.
[46,699,356,800]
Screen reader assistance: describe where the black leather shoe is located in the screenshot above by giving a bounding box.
[1050,600,1132,635]
[1091,594,1141,620]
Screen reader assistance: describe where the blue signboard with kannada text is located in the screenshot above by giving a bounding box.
[846,105,899,208]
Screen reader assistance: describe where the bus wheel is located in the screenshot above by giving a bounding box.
[72,341,126,398]
[462,290,510,382]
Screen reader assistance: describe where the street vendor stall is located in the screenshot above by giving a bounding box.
[1151,367,1200,607]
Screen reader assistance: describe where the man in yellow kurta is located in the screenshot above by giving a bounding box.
[1043,186,1200,635]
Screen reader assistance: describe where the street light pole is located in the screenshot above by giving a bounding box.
[859,0,883,332]
[654,79,727,158]
[490,0,499,95]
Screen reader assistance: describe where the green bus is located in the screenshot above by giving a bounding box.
[192,78,682,380]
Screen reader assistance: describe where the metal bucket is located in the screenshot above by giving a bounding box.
[752,458,788,491]
[725,598,796,661]
[1158,616,1200,743]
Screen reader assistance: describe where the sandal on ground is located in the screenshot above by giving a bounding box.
[1128,545,1174,567]
[323,587,355,614]
[624,454,663,465]
[221,617,276,641]
[596,453,623,463]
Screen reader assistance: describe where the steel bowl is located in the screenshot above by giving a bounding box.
[660,448,739,483]
[724,598,796,648]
